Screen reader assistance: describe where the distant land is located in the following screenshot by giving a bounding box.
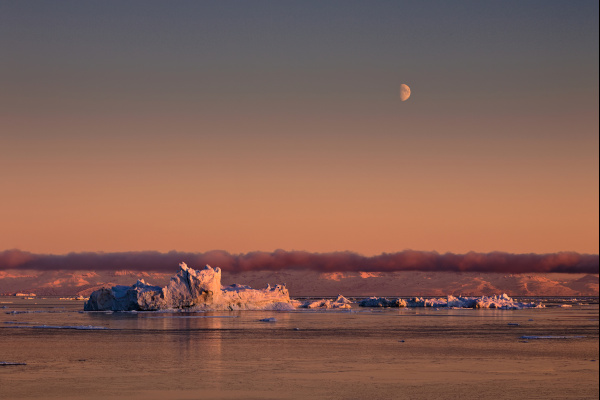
[0,269,597,298]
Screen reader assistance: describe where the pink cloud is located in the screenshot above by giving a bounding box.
[0,249,597,274]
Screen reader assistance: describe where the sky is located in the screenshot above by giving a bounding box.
[1,1,598,257]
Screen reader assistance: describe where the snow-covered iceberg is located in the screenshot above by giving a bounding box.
[84,263,291,311]
[359,294,543,309]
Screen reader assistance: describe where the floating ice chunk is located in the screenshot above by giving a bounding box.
[4,325,108,330]
[259,318,277,322]
[301,300,326,309]
[359,297,406,307]
[299,295,354,309]
[145,315,238,319]
[520,335,586,340]
[32,325,109,330]
[59,296,86,301]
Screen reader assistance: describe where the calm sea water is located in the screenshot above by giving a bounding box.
[1,297,598,400]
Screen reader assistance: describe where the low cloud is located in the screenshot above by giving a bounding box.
[0,249,597,274]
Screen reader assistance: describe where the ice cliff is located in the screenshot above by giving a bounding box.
[84,263,291,311]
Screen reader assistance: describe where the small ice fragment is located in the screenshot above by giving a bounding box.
[30,325,108,330]
[399,340,405,343]
[293,328,300,331]
[259,318,277,322]
[520,335,586,340]
[508,323,520,326]
[528,319,534,321]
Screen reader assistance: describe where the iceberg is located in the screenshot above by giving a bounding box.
[358,294,543,309]
[84,263,291,311]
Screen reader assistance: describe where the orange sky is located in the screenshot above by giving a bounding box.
[2,100,598,255]
[1,2,598,256]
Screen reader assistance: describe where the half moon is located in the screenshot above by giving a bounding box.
[400,84,411,101]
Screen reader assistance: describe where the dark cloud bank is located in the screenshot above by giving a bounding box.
[0,249,598,274]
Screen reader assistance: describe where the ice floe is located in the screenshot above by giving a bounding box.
[5,310,71,315]
[33,325,109,330]
[3,325,108,330]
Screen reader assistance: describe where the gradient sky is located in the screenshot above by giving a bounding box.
[1,1,598,256]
